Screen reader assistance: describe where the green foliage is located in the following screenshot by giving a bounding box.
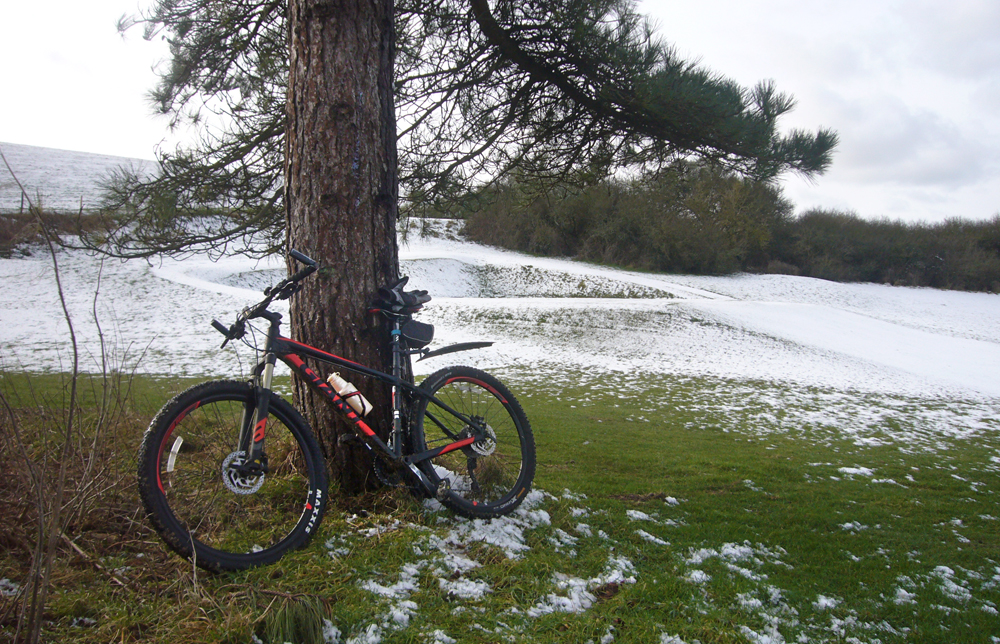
[462,176,1000,292]
[778,210,1000,291]
[463,161,793,274]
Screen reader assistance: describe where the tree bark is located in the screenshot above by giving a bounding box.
[285,0,398,494]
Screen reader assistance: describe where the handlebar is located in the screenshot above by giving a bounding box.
[289,249,315,266]
[212,249,318,347]
[286,249,317,284]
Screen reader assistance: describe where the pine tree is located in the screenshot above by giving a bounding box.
[94,0,836,259]
[283,0,398,490]
[91,0,837,489]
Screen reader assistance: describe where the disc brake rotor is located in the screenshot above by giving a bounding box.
[222,451,264,495]
[469,423,497,457]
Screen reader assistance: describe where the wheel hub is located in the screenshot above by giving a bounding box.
[222,451,265,495]
[468,421,497,457]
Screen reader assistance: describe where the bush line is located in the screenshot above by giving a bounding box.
[451,164,1000,292]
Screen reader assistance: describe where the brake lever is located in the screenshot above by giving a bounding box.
[274,282,302,301]
[212,316,247,349]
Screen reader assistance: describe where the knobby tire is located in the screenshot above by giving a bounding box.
[412,366,535,518]
[137,380,328,571]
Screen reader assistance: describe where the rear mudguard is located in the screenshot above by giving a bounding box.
[416,341,493,362]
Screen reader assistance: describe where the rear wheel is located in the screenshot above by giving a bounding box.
[138,380,327,571]
[412,367,535,518]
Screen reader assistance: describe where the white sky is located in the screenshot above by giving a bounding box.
[639,0,1000,223]
[1,1,998,223]
[0,1,172,158]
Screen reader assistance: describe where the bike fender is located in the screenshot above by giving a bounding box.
[416,341,494,362]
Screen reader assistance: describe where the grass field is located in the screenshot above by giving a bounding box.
[3,368,999,644]
[4,221,999,641]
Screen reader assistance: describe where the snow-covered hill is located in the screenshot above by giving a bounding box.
[0,142,154,212]
[3,218,999,447]
[2,219,999,398]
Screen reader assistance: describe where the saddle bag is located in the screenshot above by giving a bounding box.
[401,320,434,348]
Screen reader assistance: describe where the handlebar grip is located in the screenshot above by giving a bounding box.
[211,319,230,336]
[289,249,317,267]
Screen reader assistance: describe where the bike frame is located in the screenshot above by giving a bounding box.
[241,309,489,496]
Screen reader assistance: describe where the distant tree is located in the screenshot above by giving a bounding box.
[770,210,1000,291]
[461,161,794,274]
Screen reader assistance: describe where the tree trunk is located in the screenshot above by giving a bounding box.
[285,0,397,494]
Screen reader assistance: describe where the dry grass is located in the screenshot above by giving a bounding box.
[0,211,109,258]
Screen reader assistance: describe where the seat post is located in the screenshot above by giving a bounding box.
[390,317,406,456]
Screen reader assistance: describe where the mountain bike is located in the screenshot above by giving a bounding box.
[137,250,535,571]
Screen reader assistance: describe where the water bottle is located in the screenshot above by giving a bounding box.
[326,372,373,416]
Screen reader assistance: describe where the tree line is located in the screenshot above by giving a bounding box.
[449,163,1000,293]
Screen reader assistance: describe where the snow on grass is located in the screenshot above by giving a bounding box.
[0,578,19,597]
[325,490,646,640]
[894,586,918,605]
[526,556,637,618]
[684,542,790,584]
[428,489,552,560]
[635,529,669,546]
[838,466,876,477]
[813,594,841,611]
[933,566,974,603]
[840,521,869,532]
[686,570,710,584]
[660,636,689,644]
[5,219,1000,641]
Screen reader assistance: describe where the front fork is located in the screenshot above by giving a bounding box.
[238,353,277,474]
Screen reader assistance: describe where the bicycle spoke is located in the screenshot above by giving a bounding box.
[412,367,535,518]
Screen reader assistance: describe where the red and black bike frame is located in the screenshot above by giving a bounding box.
[241,309,482,496]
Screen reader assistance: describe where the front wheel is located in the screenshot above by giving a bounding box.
[412,367,535,518]
[137,380,328,571]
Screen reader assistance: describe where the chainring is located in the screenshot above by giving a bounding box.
[372,453,406,488]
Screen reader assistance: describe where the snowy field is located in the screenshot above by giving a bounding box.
[0,142,154,212]
[3,219,1000,396]
[2,218,999,447]
[4,220,1000,642]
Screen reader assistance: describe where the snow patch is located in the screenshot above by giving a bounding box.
[527,556,637,617]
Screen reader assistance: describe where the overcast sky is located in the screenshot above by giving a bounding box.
[1,1,998,223]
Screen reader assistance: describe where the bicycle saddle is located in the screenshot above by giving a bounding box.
[372,276,431,314]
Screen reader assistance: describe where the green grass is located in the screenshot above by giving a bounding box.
[3,368,1000,643]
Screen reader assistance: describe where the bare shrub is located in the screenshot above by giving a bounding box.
[0,149,147,644]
